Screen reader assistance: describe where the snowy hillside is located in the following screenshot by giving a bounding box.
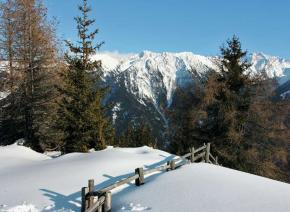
[0,144,290,212]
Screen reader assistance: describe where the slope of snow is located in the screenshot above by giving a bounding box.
[0,144,174,211]
[113,163,290,212]
[1,144,290,212]
[0,143,50,170]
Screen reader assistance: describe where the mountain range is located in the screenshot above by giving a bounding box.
[92,51,290,141]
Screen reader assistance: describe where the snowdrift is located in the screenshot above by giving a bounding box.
[0,144,289,212]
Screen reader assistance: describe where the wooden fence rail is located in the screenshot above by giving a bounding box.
[81,142,218,212]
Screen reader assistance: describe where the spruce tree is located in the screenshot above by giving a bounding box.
[57,0,113,153]
[200,36,253,168]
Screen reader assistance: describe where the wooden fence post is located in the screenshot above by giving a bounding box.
[81,187,89,212]
[215,156,218,165]
[135,167,144,186]
[98,206,102,212]
[166,161,170,171]
[190,147,195,163]
[88,179,95,208]
[170,160,176,170]
[205,143,211,163]
[103,191,112,212]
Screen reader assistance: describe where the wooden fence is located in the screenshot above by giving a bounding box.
[81,143,218,212]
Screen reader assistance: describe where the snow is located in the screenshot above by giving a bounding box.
[112,102,121,124]
[0,144,173,211]
[1,144,290,212]
[113,164,290,212]
[281,90,290,99]
[250,52,290,84]
[0,91,9,100]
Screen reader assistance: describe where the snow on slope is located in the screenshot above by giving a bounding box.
[250,52,290,84]
[1,144,290,212]
[113,163,290,212]
[0,144,174,211]
[0,143,49,169]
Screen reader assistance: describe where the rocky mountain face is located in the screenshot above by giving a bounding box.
[93,51,290,142]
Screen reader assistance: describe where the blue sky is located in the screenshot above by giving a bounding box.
[45,0,290,58]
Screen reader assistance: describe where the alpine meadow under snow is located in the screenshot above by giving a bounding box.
[0,144,290,212]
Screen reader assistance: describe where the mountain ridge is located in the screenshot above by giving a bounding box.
[92,51,290,141]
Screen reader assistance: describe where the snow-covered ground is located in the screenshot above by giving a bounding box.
[0,144,289,212]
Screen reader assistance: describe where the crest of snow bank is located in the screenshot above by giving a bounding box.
[0,143,50,162]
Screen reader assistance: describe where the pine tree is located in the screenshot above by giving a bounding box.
[200,36,252,167]
[57,0,113,153]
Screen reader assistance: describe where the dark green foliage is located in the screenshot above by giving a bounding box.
[167,85,206,155]
[199,36,253,167]
[117,122,156,148]
[56,0,114,153]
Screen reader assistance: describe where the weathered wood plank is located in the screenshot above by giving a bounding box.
[88,179,95,208]
[190,147,195,163]
[175,159,187,168]
[143,164,169,175]
[193,152,205,162]
[215,156,218,165]
[209,153,215,161]
[104,191,112,212]
[181,152,191,159]
[193,145,206,154]
[97,174,139,194]
[205,143,211,163]
[98,206,102,212]
[170,160,176,170]
[86,196,105,212]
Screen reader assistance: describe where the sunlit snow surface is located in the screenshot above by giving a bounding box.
[1,144,290,212]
